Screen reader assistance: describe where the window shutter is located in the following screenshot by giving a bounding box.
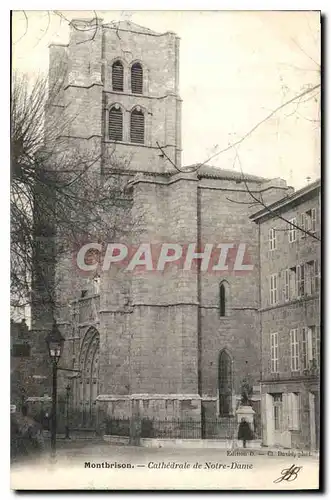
[286,393,292,429]
[307,327,313,361]
[109,106,123,141]
[311,208,317,233]
[300,213,306,238]
[288,393,299,430]
[131,63,143,94]
[112,61,124,91]
[284,269,289,301]
[314,260,320,293]
[293,393,299,430]
[130,108,145,144]
[300,264,305,296]
[288,217,297,243]
[296,265,301,297]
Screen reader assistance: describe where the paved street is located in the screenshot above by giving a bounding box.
[11,439,320,490]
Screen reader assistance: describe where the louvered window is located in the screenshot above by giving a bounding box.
[112,61,124,91]
[109,106,123,141]
[130,108,144,144]
[131,63,143,94]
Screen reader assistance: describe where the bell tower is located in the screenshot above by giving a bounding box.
[102,20,182,172]
[48,18,182,173]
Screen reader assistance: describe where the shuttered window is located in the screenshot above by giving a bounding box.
[269,228,276,250]
[270,332,279,373]
[131,63,143,94]
[130,108,144,144]
[112,61,124,91]
[290,328,300,371]
[109,106,123,141]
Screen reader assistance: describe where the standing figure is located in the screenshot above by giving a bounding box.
[238,417,253,448]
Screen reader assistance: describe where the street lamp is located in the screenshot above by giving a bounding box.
[45,320,65,459]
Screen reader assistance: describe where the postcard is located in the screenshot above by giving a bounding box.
[10,9,321,491]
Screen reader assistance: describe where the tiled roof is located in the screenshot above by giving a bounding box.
[185,164,267,182]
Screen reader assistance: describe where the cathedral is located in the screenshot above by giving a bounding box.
[31,18,293,433]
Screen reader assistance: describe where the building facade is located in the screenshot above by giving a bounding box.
[27,19,313,437]
[251,180,321,450]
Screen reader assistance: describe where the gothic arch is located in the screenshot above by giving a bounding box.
[218,348,233,416]
[130,59,145,70]
[128,103,148,114]
[78,327,100,426]
[108,101,126,112]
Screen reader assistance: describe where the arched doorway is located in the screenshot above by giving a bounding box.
[78,327,100,428]
[218,349,233,416]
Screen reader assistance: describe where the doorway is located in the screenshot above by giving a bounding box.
[272,393,283,446]
[78,327,100,429]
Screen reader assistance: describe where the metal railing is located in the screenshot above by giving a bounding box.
[103,416,262,440]
[20,400,262,441]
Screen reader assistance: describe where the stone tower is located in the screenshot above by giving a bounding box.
[48,18,182,174]
[44,19,202,426]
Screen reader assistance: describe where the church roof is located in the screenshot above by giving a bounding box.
[185,164,267,183]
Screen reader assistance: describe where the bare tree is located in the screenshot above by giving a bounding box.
[157,35,320,240]
[11,71,133,315]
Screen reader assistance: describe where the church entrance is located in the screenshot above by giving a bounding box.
[77,327,100,429]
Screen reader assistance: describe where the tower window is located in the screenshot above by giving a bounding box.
[109,106,123,141]
[112,61,124,92]
[131,63,143,94]
[220,281,229,317]
[130,108,145,144]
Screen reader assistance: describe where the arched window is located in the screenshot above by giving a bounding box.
[219,281,229,317]
[219,349,233,416]
[131,63,143,94]
[220,284,226,316]
[109,105,123,141]
[112,61,124,91]
[130,107,145,144]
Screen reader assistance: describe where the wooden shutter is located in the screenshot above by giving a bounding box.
[130,108,145,143]
[109,107,123,141]
[112,61,124,91]
[131,63,143,94]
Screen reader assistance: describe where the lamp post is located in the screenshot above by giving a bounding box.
[65,384,71,440]
[45,320,65,459]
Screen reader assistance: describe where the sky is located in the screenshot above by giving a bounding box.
[12,10,321,189]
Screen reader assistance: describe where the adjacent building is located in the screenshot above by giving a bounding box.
[251,180,320,449]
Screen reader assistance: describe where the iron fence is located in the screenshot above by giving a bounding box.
[105,418,130,437]
[22,400,262,440]
[103,416,262,440]
[141,418,202,439]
